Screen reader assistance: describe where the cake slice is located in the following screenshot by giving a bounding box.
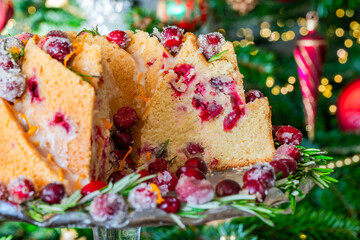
[0,98,60,190]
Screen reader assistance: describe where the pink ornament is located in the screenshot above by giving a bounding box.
[0,0,13,32]
[294,12,327,141]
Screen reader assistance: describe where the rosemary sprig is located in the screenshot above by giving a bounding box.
[0,236,13,240]
[66,65,100,85]
[77,26,100,37]
[208,50,228,63]
[156,139,169,158]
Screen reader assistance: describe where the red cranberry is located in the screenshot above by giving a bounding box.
[28,75,41,103]
[180,168,206,180]
[137,169,151,183]
[152,170,178,194]
[16,32,33,43]
[0,54,17,71]
[272,125,283,138]
[243,164,275,188]
[197,32,225,59]
[186,143,204,156]
[200,102,223,121]
[210,76,232,92]
[111,150,134,169]
[38,37,49,49]
[0,71,26,102]
[89,193,127,224]
[243,180,267,202]
[107,171,127,184]
[185,157,207,174]
[51,112,71,133]
[0,182,8,200]
[46,30,70,39]
[8,177,35,203]
[279,158,298,174]
[112,131,133,150]
[176,165,196,178]
[81,181,107,196]
[273,144,301,162]
[148,158,169,174]
[175,176,214,204]
[215,179,241,197]
[275,126,303,145]
[270,160,289,179]
[106,30,130,49]
[158,196,181,213]
[43,38,72,62]
[40,183,65,204]
[113,106,138,130]
[223,107,245,131]
[160,26,184,53]
[245,90,264,103]
[128,183,158,211]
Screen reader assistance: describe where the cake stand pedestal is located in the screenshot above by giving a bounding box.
[92,227,141,240]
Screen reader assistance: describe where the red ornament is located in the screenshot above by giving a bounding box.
[337,78,360,132]
[294,12,327,141]
[0,0,13,32]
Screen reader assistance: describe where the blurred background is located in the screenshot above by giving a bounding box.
[0,0,359,239]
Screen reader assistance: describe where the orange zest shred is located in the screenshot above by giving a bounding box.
[76,174,86,189]
[119,146,133,171]
[18,113,38,136]
[146,152,152,161]
[64,34,86,67]
[58,168,64,182]
[135,95,149,103]
[101,118,113,130]
[32,35,40,44]
[33,141,40,147]
[150,183,164,204]
[135,72,149,103]
[9,46,20,54]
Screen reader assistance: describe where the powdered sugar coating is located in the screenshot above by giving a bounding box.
[128,183,158,211]
[43,37,72,62]
[0,37,25,53]
[8,176,35,203]
[197,32,226,60]
[273,144,301,162]
[175,176,214,205]
[0,68,26,102]
[243,163,275,188]
[160,26,184,54]
[89,193,127,225]
[0,54,18,71]
[152,170,178,194]
[275,126,303,145]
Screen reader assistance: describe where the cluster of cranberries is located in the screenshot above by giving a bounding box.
[38,30,72,62]
[106,30,130,49]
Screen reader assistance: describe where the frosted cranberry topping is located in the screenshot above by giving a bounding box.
[180,168,206,180]
[216,179,241,197]
[40,183,65,204]
[270,160,289,179]
[38,37,49,49]
[275,126,303,145]
[8,177,35,203]
[28,75,41,102]
[50,112,71,133]
[185,157,207,174]
[107,171,127,184]
[148,158,169,174]
[243,164,275,188]
[152,170,178,194]
[160,26,184,54]
[223,107,245,131]
[186,143,204,156]
[113,106,138,131]
[128,183,158,211]
[0,70,26,102]
[112,131,133,150]
[170,64,196,96]
[47,30,70,39]
[279,158,298,174]
[197,32,226,59]
[0,182,8,200]
[0,54,17,71]
[272,125,283,138]
[43,37,72,62]
[16,32,34,43]
[245,89,264,103]
[89,193,127,224]
[106,30,130,49]
[81,181,107,196]
[158,196,181,213]
[175,176,214,205]
[243,180,267,202]
[176,165,196,178]
[273,144,301,162]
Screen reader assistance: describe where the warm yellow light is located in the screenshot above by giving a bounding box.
[244,28,253,37]
[300,234,307,240]
[287,84,294,92]
[28,6,37,14]
[344,158,352,165]
[288,76,296,84]
[297,17,306,26]
[240,39,247,47]
[353,155,360,162]
[218,29,226,36]
[323,91,332,98]
[260,22,270,29]
[321,78,329,85]
[271,85,281,95]
[328,162,335,169]
[338,57,347,64]
[277,20,285,27]
[337,49,347,58]
[336,9,345,18]
[334,74,343,83]
[286,31,296,40]
[266,77,275,88]
[329,105,337,114]
[318,85,326,92]
[281,87,288,95]
[335,28,345,37]
[353,30,360,38]
[250,49,258,55]
[344,39,353,48]
[260,29,271,38]
[269,31,280,41]
[346,9,354,17]
[281,32,288,41]
[236,28,244,38]
[233,41,241,47]
[299,27,308,36]
[350,21,359,30]
[326,85,333,91]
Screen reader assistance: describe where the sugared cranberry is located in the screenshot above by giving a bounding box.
[186,143,204,156]
[245,90,264,103]
[270,160,289,179]
[38,37,49,49]
[113,106,138,131]
[215,179,241,197]
[112,131,133,150]
[8,177,35,203]
[107,171,127,184]
[243,180,267,202]
[89,193,127,224]
[152,170,178,194]
[272,125,283,138]
[243,164,275,188]
[111,149,134,169]
[185,157,207,174]
[148,158,169,174]
[200,102,223,121]
[0,182,8,200]
[197,32,225,59]
[180,168,206,180]
[273,144,301,162]
[106,30,130,49]
[1,37,24,52]
[279,158,297,174]
[160,26,184,53]
[137,169,151,183]
[16,32,33,43]
[40,183,65,204]
[128,183,158,211]
[275,126,303,145]
[175,176,214,205]
[47,30,70,39]
[0,72,26,102]
[0,54,17,71]
[43,38,72,62]
[81,181,107,196]
[158,196,181,213]
[176,165,196,178]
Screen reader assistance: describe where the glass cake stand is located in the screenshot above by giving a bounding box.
[93,227,141,240]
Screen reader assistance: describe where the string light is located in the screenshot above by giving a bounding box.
[266,77,275,88]
[280,87,288,95]
[288,76,296,84]
[336,9,345,18]
[287,84,294,92]
[346,9,355,17]
[334,74,343,83]
[277,20,285,27]
[260,29,271,38]
[329,105,337,114]
[269,31,280,42]
[260,22,270,29]
[318,85,326,92]
[335,28,345,37]
[299,27,308,36]
[321,78,329,85]
[281,32,288,41]
[271,85,280,95]
[344,39,353,48]
[300,234,307,240]
[337,49,347,58]
[28,6,37,14]
[286,31,296,40]
[297,17,306,26]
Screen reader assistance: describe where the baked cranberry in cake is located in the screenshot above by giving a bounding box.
[128,183,158,211]
[216,179,241,197]
[223,107,245,131]
[89,193,127,224]
[50,112,71,133]
[107,170,127,184]
[210,76,232,92]
[27,75,41,103]
[243,164,275,188]
[148,158,169,174]
[152,170,178,194]
[185,157,207,174]
[42,37,72,62]
[175,176,214,204]
[197,32,226,59]
[275,126,303,145]
[273,144,301,162]
[200,102,223,121]
[158,196,181,213]
[170,64,196,96]
[112,131,134,150]
[180,168,206,180]
[245,89,264,103]
[81,181,107,196]
[106,30,130,49]
[40,183,65,204]
[270,160,289,179]
[8,177,35,203]
[160,26,184,53]
[0,182,8,200]
[113,106,138,131]
[186,143,204,156]
[243,180,267,202]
